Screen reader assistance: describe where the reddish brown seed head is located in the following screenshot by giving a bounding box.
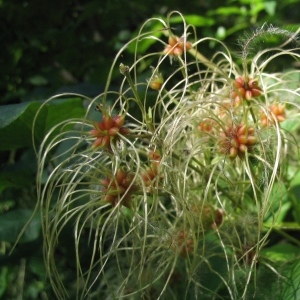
[232,77,262,101]
[112,115,125,128]
[219,123,256,159]
[102,114,114,130]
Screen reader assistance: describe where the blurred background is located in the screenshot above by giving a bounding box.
[2,0,300,105]
[0,0,299,299]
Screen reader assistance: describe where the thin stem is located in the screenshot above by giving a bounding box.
[120,63,154,132]
[171,152,233,201]
[246,101,257,124]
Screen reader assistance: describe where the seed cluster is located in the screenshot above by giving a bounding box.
[164,36,192,56]
[90,114,129,150]
[219,123,257,159]
[141,150,162,190]
[232,77,262,101]
[261,103,286,127]
[198,119,215,133]
[175,230,194,257]
[191,205,224,230]
[101,168,138,208]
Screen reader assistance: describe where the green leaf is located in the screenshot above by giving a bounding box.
[261,243,300,262]
[0,169,33,194]
[170,15,215,26]
[0,209,40,243]
[288,169,300,224]
[216,26,226,39]
[263,1,277,16]
[0,267,8,297]
[29,256,46,278]
[127,22,164,54]
[41,98,85,137]
[280,260,300,299]
[290,169,300,188]
[0,98,85,150]
[28,75,48,86]
[0,101,41,150]
[209,6,246,16]
[281,117,300,132]
[264,182,289,224]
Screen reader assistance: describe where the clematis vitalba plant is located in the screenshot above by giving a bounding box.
[27,12,300,300]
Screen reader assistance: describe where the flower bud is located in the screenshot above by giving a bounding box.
[102,114,114,130]
[245,90,253,100]
[237,124,247,135]
[177,37,192,51]
[115,168,127,184]
[94,121,106,131]
[108,127,119,136]
[168,36,177,47]
[238,135,247,144]
[112,115,125,128]
[173,46,183,56]
[119,127,130,135]
[101,136,110,148]
[229,147,238,158]
[239,144,247,153]
[247,136,257,145]
[163,45,174,55]
[149,73,164,90]
[233,77,244,88]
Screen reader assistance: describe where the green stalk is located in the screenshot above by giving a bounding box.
[120,63,154,132]
[246,100,257,124]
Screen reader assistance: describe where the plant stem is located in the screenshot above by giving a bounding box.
[120,63,154,132]
[246,101,257,123]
